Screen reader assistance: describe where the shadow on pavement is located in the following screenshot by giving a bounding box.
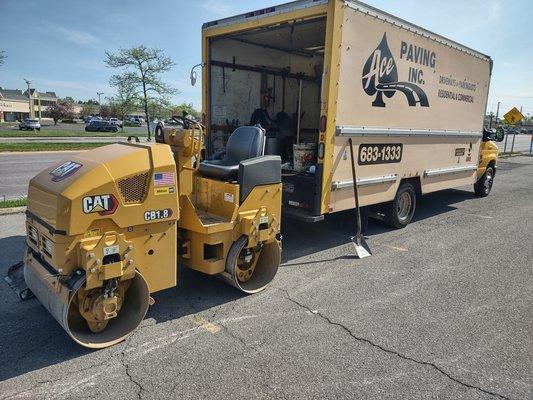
[280,187,476,264]
[0,187,475,381]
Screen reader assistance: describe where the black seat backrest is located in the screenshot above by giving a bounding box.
[226,126,265,162]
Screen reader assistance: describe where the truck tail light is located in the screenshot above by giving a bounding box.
[319,115,327,132]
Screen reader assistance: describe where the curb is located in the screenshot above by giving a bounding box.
[0,206,26,215]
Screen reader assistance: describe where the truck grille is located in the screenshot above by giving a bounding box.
[118,172,149,203]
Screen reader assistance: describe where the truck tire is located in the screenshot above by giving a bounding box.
[384,182,416,228]
[474,166,494,197]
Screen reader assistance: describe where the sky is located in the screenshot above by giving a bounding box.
[0,0,531,116]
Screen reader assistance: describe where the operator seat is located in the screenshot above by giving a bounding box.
[199,125,266,181]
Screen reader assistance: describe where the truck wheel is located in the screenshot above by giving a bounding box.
[384,182,416,228]
[474,166,494,197]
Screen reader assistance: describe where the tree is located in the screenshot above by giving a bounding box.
[107,81,137,131]
[48,101,75,125]
[105,46,176,140]
[171,102,200,120]
[80,103,96,118]
[0,50,6,66]
[99,105,111,119]
[147,97,172,120]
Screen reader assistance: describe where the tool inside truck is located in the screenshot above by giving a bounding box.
[206,16,327,215]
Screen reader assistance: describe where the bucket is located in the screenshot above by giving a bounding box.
[265,137,281,155]
[293,143,316,172]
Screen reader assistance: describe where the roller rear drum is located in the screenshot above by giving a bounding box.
[221,236,281,294]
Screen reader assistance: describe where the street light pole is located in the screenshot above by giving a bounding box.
[97,92,104,114]
[24,78,32,119]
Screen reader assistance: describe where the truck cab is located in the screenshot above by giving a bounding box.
[475,128,504,197]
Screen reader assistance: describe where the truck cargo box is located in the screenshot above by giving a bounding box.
[201,0,492,219]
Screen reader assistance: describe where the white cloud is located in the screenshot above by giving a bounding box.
[488,1,502,22]
[47,25,100,47]
[34,78,110,98]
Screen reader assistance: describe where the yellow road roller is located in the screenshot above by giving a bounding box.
[23,116,282,348]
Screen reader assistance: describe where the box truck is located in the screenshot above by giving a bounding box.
[201,0,502,226]
[15,0,503,348]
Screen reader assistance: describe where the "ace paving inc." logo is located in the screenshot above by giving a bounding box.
[82,194,118,215]
[362,33,430,108]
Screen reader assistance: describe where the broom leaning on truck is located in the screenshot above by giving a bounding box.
[8,0,502,348]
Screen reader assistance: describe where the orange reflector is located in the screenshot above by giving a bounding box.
[319,115,327,132]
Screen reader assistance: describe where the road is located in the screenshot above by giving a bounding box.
[497,134,532,153]
[0,152,80,200]
[0,123,147,134]
[0,156,531,399]
[0,136,136,143]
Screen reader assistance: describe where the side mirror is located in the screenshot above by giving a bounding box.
[494,127,505,142]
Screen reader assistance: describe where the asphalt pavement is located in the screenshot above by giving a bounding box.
[0,123,147,134]
[0,152,80,200]
[0,137,134,143]
[0,156,531,399]
[497,134,532,153]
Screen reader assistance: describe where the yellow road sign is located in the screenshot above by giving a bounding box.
[503,107,524,125]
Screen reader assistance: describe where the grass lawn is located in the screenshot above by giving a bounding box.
[0,142,107,152]
[0,197,27,209]
[0,129,147,138]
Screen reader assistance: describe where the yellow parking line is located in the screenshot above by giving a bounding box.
[191,316,221,334]
[379,244,408,252]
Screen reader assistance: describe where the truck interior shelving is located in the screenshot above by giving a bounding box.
[207,16,327,215]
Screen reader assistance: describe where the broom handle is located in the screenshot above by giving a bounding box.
[348,138,362,238]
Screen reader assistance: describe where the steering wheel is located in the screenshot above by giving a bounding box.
[171,112,198,129]
[171,112,204,167]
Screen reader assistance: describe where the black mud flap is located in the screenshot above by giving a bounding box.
[4,261,34,300]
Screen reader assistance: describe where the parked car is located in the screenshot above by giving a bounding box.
[19,118,41,131]
[85,120,118,133]
[108,118,123,128]
[130,117,144,126]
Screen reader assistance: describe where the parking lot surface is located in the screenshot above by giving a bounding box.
[496,134,532,153]
[0,152,83,200]
[0,156,531,400]
[0,123,147,135]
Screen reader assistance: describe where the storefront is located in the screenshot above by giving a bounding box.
[0,89,30,122]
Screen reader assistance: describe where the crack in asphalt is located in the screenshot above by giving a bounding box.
[120,337,144,399]
[216,320,284,399]
[218,320,247,347]
[278,288,512,400]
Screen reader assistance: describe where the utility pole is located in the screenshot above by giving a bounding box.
[97,92,104,116]
[495,101,500,126]
[24,78,33,119]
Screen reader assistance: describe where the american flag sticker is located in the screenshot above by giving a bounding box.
[154,172,175,186]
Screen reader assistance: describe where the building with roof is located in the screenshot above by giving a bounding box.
[0,88,30,122]
[26,89,59,119]
[0,87,59,122]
